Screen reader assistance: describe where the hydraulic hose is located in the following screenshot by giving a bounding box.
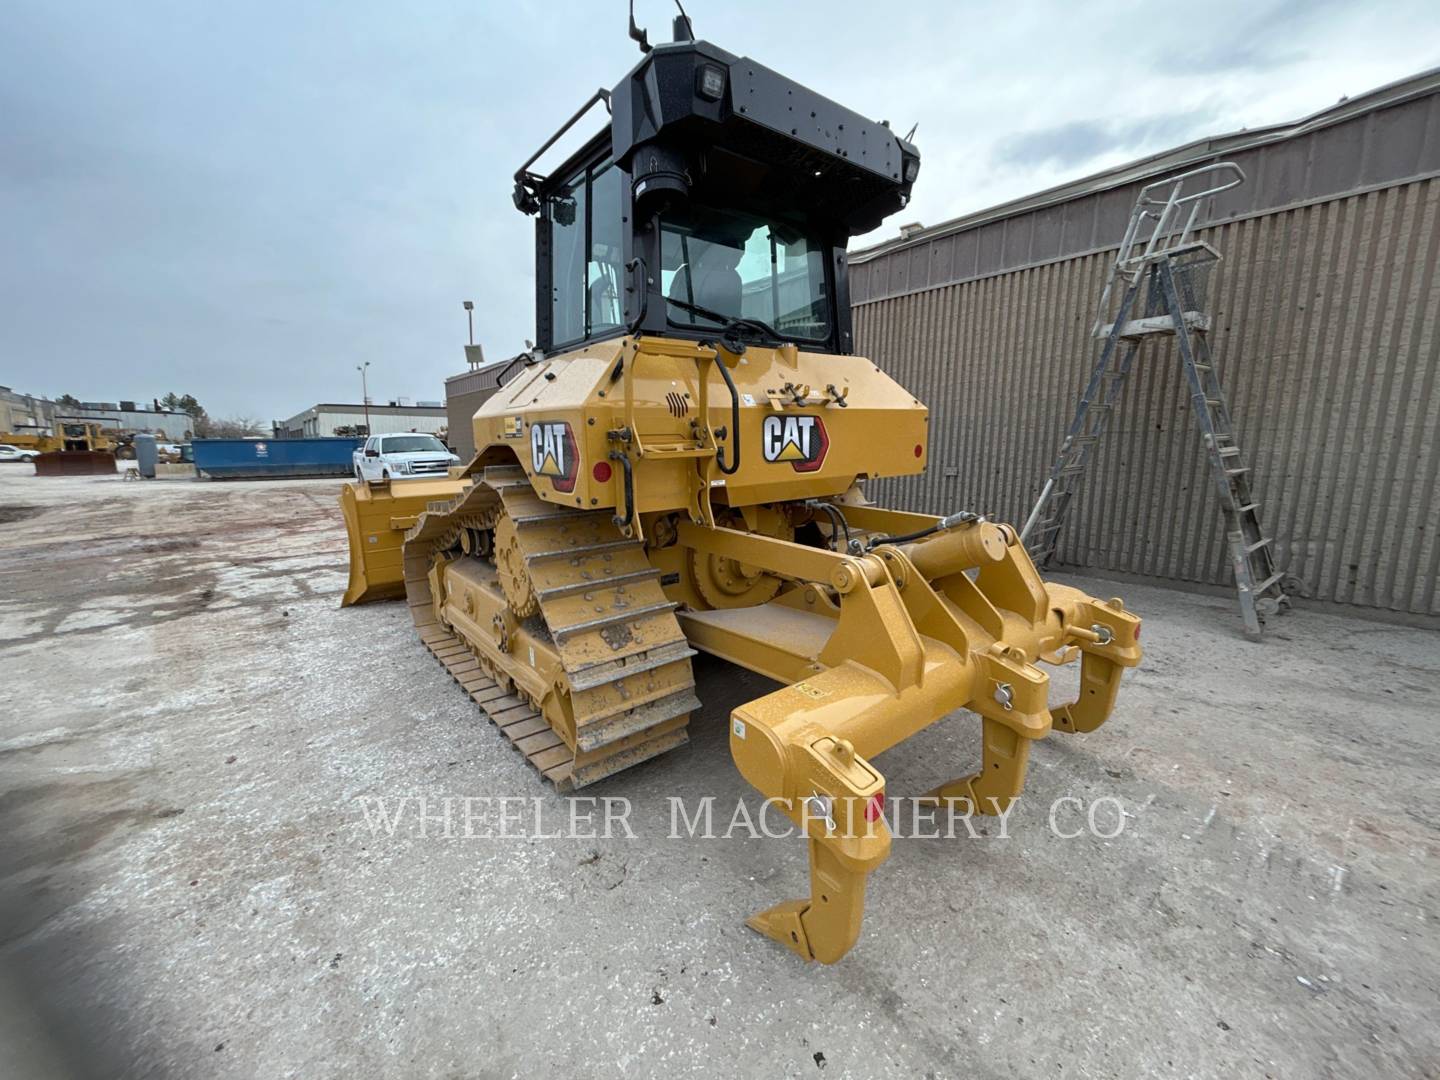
[866,510,980,551]
[804,500,852,553]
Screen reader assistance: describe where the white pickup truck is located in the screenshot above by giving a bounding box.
[353,433,459,482]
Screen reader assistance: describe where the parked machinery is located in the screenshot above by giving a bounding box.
[0,420,120,476]
[341,19,1142,963]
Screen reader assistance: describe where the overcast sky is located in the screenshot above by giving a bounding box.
[3,0,1437,423]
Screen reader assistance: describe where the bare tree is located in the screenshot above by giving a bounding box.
[197,415,266,439]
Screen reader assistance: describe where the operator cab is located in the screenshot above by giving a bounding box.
[513,20,919,358]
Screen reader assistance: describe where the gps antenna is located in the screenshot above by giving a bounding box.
[673,0,694,40]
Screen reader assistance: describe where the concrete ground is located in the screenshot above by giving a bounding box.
[0,468,1436,1079]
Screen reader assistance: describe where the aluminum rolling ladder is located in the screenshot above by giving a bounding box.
[1020,163,1289,637]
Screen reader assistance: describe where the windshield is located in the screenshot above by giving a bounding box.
[383,435,447,454]
[660,205,830,343]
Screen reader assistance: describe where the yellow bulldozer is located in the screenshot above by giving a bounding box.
[341,19,1142,964]
[2,420,119,475]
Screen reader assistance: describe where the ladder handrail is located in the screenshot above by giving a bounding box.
[1116,161,1245,276]
[1093,162,1245,335]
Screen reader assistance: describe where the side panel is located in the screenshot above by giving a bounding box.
[469,338,928,515]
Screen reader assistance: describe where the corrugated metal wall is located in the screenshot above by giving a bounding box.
[445,365,506,459]
[854,176,1440,619]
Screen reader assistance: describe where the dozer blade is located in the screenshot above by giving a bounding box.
[339,477,470,606]
[34,451,117,476]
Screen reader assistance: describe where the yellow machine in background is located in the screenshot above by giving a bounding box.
[342,23,1142,964]
[1,420,119,453]
[3,420,119,475]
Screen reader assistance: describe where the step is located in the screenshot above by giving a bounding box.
[511,506,594,526]
[1097,311,1211,340]
[1254,571,1286,595]
[1245,537,1273,554]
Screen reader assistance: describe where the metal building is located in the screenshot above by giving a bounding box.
[67,402,194,441]
[849,68,1440,624]
[275,402,447,440]
[443,358,509,460]
[0,386,55,435]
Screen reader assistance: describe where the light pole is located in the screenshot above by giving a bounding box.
[356,362,371,435]
[462,300,474,345]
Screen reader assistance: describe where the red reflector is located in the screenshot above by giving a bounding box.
[913,444,923,458]
[1134,622,1141,641]
[591,461,613,483]
[864,791,885,822]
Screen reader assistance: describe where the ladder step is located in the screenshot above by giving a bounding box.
[1218,447,1242,458]
[1205,398,1225,408]
[1225,466,1250,477]
[1254,571,1286,594]
[1237,502,1259,513]
[1245,537,1273,554]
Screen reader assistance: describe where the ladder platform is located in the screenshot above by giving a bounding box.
[1096,311,1210,340]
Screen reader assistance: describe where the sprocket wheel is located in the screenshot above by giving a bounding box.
[689,509,792,609]
[493,514,539,619]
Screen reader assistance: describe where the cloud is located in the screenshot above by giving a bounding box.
[992,109,1219,171]
[1182,0,1340,73]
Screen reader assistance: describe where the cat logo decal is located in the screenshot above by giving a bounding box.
[761,414,828,472]
[530,421,578,492]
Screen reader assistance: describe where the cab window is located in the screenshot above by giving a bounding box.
[547,157,624,349]
[660,203,830,343]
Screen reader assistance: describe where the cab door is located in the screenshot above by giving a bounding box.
[359,437,379,480]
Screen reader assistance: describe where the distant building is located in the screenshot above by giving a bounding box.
[1,390,191,440]
[67,401,194,441]
[444,353,509,459]
[274,402,447,440]
[0,387,55,435]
